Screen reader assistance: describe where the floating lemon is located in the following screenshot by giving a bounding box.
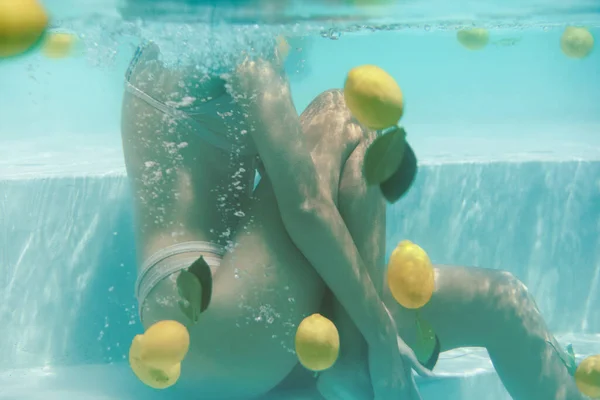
[129,320,190,389]
[0,0,49,58]
[457,28,490,51]
[42,32,77,59]
[295,313,340,372]
[575,354,600,398]
[129,345,181,389]
[344,65,404,130]
[387,240,434,309]
[561,27,594,59]
[136,320,190,369]
[276,35,290,62]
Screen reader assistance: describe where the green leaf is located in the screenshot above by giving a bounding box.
[565,344,578,376]
[177,270,203,324]
[176,256,213,324]
[188,255,213,312]
[363,126,407,185]
[547,341,578,376]
[380,141,417,204]
[414,316,437,366]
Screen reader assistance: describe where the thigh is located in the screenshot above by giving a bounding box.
[174,178,326,397]
[121,66,255,263]
[419,266,583,400]
[143,89,346,396]
[415,265,516,351]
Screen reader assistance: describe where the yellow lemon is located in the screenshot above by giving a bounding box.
[387,240,434,309]
[0,0,49,58]
[295,313,340,372]
[276,35,290,62]
[128,320,189,389]
[344,65,404,130]
[575,354,600,398]
[137,320,190,369]
[42,32,76,59]
[561,27,594,59]
[129,337,181,389]
[457,28,490,51]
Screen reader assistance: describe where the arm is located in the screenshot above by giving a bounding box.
[231,61,393,347]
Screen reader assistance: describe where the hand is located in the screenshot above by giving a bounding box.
[368,307,427,400]
[226,57,290,113]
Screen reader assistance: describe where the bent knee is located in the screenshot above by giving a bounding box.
[488,270,542,332]
[490,271,532,311]
[304,89,348,116]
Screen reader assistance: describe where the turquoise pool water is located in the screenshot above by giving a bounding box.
[1,1,599,399]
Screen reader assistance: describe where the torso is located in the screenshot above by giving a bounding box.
[123,43,260,257]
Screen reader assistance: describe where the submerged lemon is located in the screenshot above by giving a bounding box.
[575,354,600,398]
[137,320,190,369]
[387,240,435,309]
[344,65,404,130]
[276,35,290,62]
[42,32,77,59]
[457,28,490,51]
[561,27,594,59]
[0,0,49,58]
[129,320,190,389]
[295,314,340,372]
[129,340,182,389]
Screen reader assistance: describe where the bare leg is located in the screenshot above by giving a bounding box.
[121,61,325,398]
[121,90,256,263]
[417,266,584,400]
[267,90,386,400]
[325,266,585,400]
[316,136,382,400]
[125,88,389,398]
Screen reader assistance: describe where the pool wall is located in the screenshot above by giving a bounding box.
[2,161,599,370]
[1,27,600,399]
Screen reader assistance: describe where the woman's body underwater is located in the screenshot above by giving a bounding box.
[122,42,421,400]
[122,43,585,400]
